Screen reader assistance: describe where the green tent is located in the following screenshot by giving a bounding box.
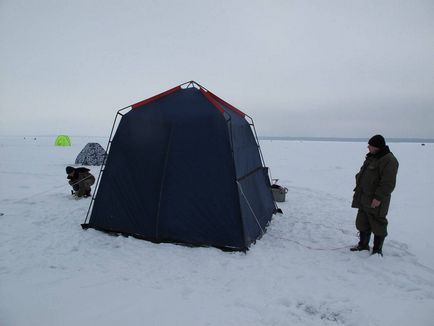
[55,135,71,146]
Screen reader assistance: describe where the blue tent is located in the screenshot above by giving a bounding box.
[82,81,277,251]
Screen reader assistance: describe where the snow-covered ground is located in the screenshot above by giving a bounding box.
[1,136,433,326]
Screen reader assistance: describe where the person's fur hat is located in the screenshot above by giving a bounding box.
[368,135,386,148]
[65,166,75,174]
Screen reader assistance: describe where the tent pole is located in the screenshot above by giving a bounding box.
[245,114,277,182]
[244,114,280,212]
[82,108,129,226]
[245,114,266,167]
[154,126,174,240]
[223,112,234,154]
[224,112,248,248]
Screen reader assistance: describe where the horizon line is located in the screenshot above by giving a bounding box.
[1,134,434,143]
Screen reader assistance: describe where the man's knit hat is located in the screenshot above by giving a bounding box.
[368,134,386,148]
[66,166,75,174]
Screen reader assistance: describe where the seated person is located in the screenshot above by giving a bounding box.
[66,166,95,197]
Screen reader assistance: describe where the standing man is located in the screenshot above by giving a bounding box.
[351,135,399,256]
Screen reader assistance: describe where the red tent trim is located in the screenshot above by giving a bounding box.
[206,91,246,118]
[130,81,246,118]
[131,85,181,109]
[200,89,225,114]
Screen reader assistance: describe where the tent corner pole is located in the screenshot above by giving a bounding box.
[82,107,129,225]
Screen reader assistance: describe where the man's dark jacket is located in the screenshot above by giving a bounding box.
[352,146,399,216]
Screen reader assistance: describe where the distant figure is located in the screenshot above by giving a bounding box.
[350,135,399,256]
[66,166,95,198]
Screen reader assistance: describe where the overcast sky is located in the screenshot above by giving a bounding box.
[1,0,433,138]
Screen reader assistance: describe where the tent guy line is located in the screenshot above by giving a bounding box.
[236,180,266,236]
[4,175,95,205]
[6,184,68,204]
[268,233,353,251]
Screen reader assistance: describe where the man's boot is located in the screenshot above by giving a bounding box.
[350,231,371,251]
[371,235,385,256]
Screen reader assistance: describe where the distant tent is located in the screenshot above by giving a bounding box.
[55,135,71,146]
[82,81,277,251]
[75,143,106,166]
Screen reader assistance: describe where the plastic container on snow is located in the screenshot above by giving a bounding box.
[271,180,288,202]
